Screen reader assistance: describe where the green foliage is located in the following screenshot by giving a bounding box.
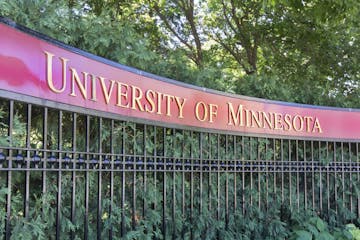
[2,0,359,107]
[0,108,9,147]
[0,188,8,235]
[9,192,57,240]
[0,0,157,71]
[0,104,358,238]
[0,107,26,147]
[0,171,358,239]
[289,216,352,240]
[347,224,360,240]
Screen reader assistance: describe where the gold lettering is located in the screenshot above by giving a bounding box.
[262,112,274,129]
[251,110,262,128]
[45,51,68,93]
[227,103,244,126]
[304,116,313,132]
[175,97,186,119]
[209,104,218,123]
[99,77,115,104]
[70,68,88,99]
[163,94,175,117]
[44,53,325,136]
[195,101,207,122]
[116,82,130,108]
[131,85,144,111]
[245,109,251,127]
[312,118,322,133]
[284,114,292,131]
[145,90,156,113]
[90,74,97,101]
[293,115,304,132]
[156,93,163,115]
[274,113,283,130]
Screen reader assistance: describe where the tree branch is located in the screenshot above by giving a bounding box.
[153,3,194,53]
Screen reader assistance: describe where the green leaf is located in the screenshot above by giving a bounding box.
[316,218,326,232]
[316,232,334,240]
[307,224,319,236]
[295,230,312,240]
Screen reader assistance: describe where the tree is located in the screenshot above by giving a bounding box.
[1,0,359,108]
[149,0,205,68]
[205,0,264,75]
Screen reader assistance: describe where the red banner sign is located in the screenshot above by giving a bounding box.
[0,21,359,140]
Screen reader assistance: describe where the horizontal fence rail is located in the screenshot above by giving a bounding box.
[0,18,359,239]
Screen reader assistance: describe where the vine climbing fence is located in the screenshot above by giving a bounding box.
[0,18,359,239]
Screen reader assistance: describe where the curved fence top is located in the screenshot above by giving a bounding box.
[0,18,359,141]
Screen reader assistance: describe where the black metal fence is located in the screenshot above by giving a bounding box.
[0,94,359,239]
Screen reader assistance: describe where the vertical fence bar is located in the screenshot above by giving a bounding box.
[70,113,77,239]
[349,142,353,217]
[172,128,176,239]
[288,139,292,210]
[109,119,114,240]
[281,139,284,203]
[181,130,185,239]
[153,126,157,213]
[319,141,323,213]
[273,139,277,203]
[97,118,103,240]
[84,115,90,240]
[225,135,229,230]
[304,140,307,210]
[56,110,63,240]
[162,128,166,238]
[200,132,203,217]
[241,136,245,214]
[280,139,284,204]
[217,134,220,228]
[265,138,269,210]
[334,141,338,214]
[190,131,194,240]
[200,132,205,239]
[42,107,48,210]
[234,136,237,211]
[24,104,31,219]
[286,139,293,210]
[143,124,147,220]
[258,138,261,210]
[250,137,253,207]
[310,141,315,211]
[71,112,77,240]
[132,123,137,231]
[326,141,332,214]
[296,140,300,210]
[341,142,345,208]
[121,121,126,237]
[208,133,211,213]
[5,100,13,240]
[357,142,359,218]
